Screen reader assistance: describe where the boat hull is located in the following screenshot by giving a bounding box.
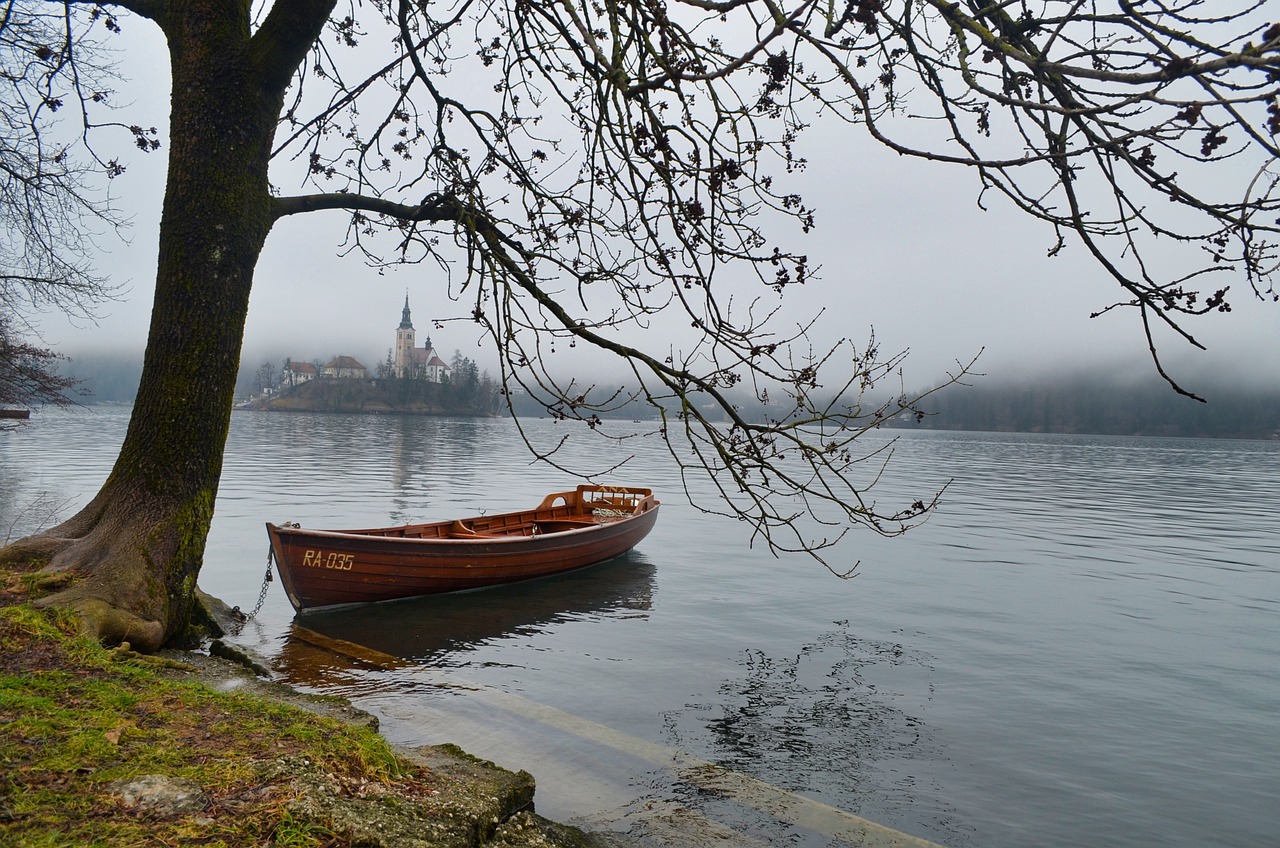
[266,486,659,611]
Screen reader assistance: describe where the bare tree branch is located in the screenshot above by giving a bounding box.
[7,0,1279,584]
[1,1,122,409]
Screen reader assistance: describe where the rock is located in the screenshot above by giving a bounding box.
[209,638,271,676]
[195,587,244,637]
[278,745,538,848]
[154,647,619,845]
[489,810,624,847]
[110,774,209,816]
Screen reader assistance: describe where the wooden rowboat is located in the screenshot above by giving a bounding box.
[266,485,659,612]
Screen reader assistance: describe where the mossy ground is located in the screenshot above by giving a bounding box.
[0,596,441,847]
[0,570,599,848]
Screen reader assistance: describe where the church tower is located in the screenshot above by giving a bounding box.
[394,293,415,377]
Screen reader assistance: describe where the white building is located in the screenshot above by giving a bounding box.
[283,360,317,386]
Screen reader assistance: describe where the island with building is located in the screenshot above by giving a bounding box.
[241,296,500,416]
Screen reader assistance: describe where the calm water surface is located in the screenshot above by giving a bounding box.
[3,408,1277,847]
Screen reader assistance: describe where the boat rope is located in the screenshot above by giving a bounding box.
[591,507,629,521]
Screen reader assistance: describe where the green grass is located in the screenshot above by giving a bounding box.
[0,603,432,847]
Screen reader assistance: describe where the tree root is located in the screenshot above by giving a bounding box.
[110,642,200,671]
[0,533,66,573]
[2,532,168,653]
[39,595,167,654]
[1,500,217,653]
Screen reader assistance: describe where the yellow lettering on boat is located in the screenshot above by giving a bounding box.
[302,549,354,570]
[325,552,354,571]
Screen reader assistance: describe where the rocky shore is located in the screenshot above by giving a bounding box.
[161,645,620,848]
[0,594,625,847]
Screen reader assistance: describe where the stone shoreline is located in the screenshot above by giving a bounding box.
[172,638,628,848]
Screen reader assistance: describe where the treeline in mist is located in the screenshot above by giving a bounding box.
[57,352,143,403]
[55,352,1280,440]
[503,377,1280,440]
[896,379,1280,440]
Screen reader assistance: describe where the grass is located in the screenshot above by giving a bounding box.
[0,602,438,847]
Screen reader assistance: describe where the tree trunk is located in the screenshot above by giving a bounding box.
[0,4,295,650]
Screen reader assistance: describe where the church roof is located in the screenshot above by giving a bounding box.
[410,347,445,366]
[399,293,414,330]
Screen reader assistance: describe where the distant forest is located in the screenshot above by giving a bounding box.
[254,370,501,417]
[56,353,1279,440]
[55,352,143,404]
[892,380,1280,440]
[56,351,264,403]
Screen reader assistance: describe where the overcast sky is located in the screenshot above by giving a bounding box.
[34,11,1280,397]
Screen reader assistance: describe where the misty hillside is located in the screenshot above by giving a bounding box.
[895,379,1280,440]
[56,352,1279,440]
[247,374,499,417]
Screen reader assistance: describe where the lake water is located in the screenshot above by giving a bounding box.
[3,408,1277,847]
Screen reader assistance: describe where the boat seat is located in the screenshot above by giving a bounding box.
[475,524,537,537]
[459,519,599,538]
[536,520,598,533]
[448,520,481,538]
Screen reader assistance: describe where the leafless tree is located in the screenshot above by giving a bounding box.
[0,0,1275,649]
[0,2,125,412]
[253,360,277,394]
[0,312,78,418]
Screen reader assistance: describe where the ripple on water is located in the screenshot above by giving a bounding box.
[4,411,1278,848]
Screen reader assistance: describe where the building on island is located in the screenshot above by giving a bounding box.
[282,360,318,386]
[324,356,368,379]
[394,294,450,382]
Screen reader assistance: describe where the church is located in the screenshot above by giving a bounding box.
[394,294,450,382]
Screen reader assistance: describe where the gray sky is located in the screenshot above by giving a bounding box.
[35,10,1280,395]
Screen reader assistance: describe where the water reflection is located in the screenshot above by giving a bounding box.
[388,416,487,524]
[274,553,656,687]
[661,625,961,843]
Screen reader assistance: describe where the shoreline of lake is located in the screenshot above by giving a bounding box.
[0,591,623,847]
[5,408,1277,847]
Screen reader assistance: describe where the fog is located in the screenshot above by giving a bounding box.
[30,11,1280,399]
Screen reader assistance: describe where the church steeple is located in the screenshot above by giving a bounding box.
[394,292,416,378]
[399,292,414,330]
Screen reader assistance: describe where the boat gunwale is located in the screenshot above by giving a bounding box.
[267,485,658,545]
[267,515,645,545]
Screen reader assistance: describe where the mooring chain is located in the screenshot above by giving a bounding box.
[229,548,275,635]
[248,549,274,619]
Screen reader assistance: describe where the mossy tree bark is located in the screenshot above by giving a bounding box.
[0,0,335,651]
